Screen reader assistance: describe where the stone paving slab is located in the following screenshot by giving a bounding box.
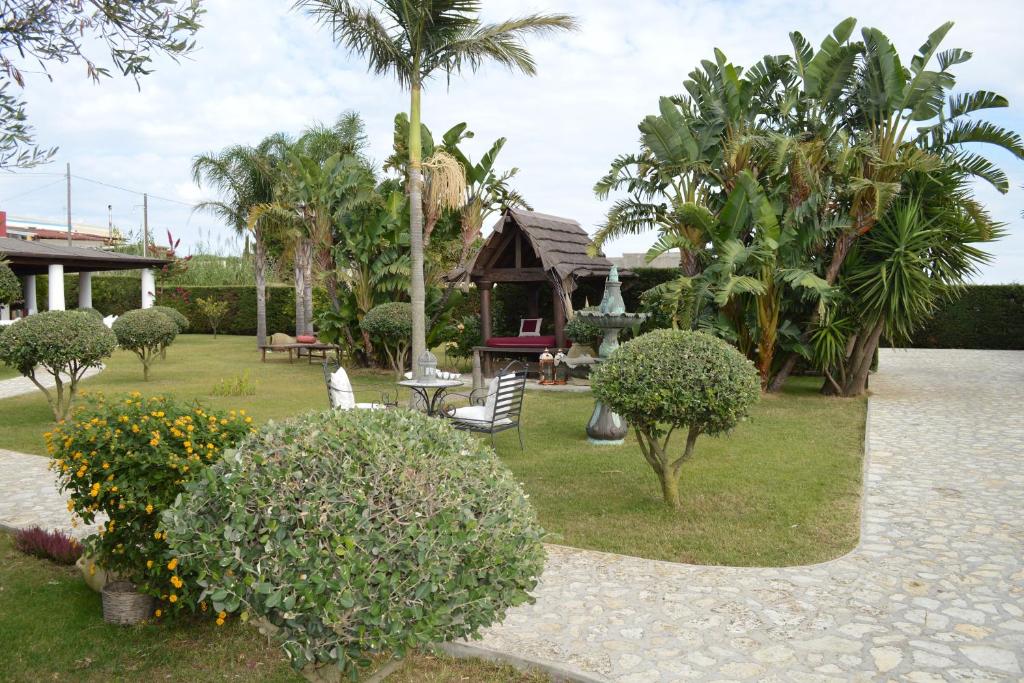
[470,349,1024,681]
[0,449,101,538]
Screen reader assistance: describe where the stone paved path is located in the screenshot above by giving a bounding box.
[471,349,1024,681]
[0,365,103,401]
[1,350,1021,681]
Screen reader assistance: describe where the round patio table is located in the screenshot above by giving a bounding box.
[397,377,464,416]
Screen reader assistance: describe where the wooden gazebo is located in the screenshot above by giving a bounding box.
[462,208,622,374]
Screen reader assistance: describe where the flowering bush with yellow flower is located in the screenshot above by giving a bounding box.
[47,391,254,619]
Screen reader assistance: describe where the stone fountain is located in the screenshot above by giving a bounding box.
[575,266,647,444]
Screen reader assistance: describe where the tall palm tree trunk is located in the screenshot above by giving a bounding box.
[302,239,314,335]
[293,249,306,337]
[253,229,268,347]
[408,81,427,374]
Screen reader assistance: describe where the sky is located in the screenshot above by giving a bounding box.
[1,0,1022,283]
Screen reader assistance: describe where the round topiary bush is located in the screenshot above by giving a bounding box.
[113,308,178,380]
[163,409,545,676]
[0,310,116,420]
[150,305,190,333]
[591,329,760,507]
[360,301,412,378]
[0,261,21,305]
[76,307,103,318]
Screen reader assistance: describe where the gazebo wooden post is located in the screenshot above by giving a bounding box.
[553,286,566,349]
[479,280,493,376]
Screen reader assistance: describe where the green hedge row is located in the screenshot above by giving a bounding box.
[905,285,1024,350]
[35,276,298,336]
[32,273,1020,348]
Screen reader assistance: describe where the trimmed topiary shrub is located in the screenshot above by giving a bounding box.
[0,260,21,305]
[0,310,116,420]
[164,409,545,677]
[150,305,190,333]
[76,307,104,318]
[113,308,178,380]
[591,329,760,508]
[49,393,253,620]
[360,301,412,379]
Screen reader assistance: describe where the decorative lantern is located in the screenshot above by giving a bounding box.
[417,349,438,380]
[538,348,556,384]
[553,349,569,384]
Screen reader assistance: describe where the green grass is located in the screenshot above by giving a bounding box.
[0,334,865,566]
[0,533,544,682]
[0,364,20,380]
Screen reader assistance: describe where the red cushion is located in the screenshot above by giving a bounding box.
[486,335,557,348]
[296,335,316,344]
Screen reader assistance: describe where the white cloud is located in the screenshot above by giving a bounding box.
[0,0,1021,282]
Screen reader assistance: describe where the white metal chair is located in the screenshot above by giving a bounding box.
[444,361,527,449]
[322,361,390,411]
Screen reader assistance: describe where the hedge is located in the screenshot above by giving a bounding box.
[34,276,297,336]
[904,285,1024,350]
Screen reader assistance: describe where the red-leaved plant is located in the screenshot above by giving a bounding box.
[14,526,82,565]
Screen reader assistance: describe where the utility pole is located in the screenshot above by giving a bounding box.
[142,193,148,257]
[65,162,72,246]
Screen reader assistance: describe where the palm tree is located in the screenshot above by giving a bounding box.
[296,0,577,373]
[192,134,289,347]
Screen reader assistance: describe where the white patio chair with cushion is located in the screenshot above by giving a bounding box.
[444,361,527,449]
[322,361,391,411]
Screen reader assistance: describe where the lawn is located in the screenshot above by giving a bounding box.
[0,334,865,566]
[0,534,544,682]
[0,363,19,380]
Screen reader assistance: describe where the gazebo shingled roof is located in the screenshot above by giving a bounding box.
[463,208,625,283]
[0,237,169,276]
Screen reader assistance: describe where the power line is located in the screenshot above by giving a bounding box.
[0,170,195,208]
[70,175,194,207]
[0,178,65,203]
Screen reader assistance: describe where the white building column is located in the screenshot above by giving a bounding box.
[47,264,65,311]
[23,275,37,314]
[0,304,8,321]
[78,271,93,309]
[140,268,155,309]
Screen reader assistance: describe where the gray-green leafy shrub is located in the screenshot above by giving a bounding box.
[0,261,20,305]
[164,409,545,676]
[591,329,760,507]
[0,310,116,419]
[76,307,103,318]
[112,308,177,380]
[360,302,412,379]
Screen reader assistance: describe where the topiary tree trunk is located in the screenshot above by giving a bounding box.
[635,425,700,508]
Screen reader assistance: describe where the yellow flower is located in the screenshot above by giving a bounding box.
[154,609,162,618]
[154,531,162,540]
[149,437,160,447]
[167,558,178,571]
[170,575,183,588]
[244,417,252,424]
[147,560,154,569]
[145,504,154,514]
[66,500,74,512]
[215,617,225,626]
[169,594,178,603]
[102,462,109,469]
